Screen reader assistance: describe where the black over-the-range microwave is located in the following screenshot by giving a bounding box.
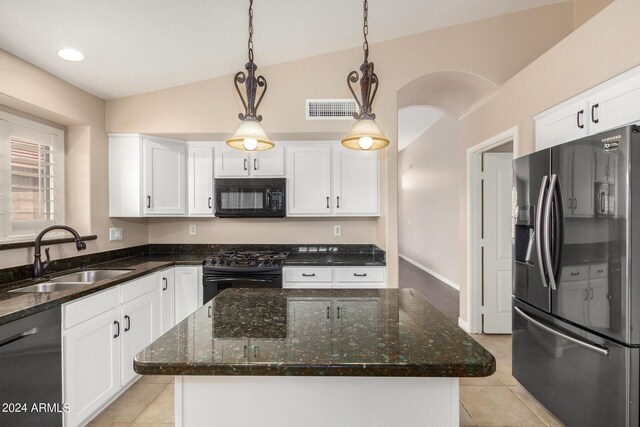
[214,178,286,218]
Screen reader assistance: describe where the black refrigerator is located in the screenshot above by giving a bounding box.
[512,125,640,427]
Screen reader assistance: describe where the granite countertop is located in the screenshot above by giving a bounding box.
[134,288,495,377]
[0,246,385,326]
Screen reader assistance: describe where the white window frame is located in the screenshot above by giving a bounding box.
[0,110,65,242]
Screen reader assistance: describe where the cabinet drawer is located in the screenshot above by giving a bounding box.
[334,267,385,283]
[284,282,333,289]
[589,263,608,279]
[284,267,332,282]
[561,265,589,282]
[63,287,119,330]
[121,274,157,303]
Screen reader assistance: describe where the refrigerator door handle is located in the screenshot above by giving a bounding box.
[514,306,609,356]
[543,174,558,290]
[536,175,549,288]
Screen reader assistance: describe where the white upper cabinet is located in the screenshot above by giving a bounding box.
[589,72,640,134]
[215,146,250,177]
[536,99,589,150]
[286,146,332,216]
[536,66,640,150]
[144,137,187,215]
[188,144,214,215]
[215,145,285,177]
[333,149,379,215]
[109,134,186,217]
[251,147,285,176]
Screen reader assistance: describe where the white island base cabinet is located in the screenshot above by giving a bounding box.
[175,375,459,427]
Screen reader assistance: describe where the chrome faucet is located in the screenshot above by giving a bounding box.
[33,225,87,279]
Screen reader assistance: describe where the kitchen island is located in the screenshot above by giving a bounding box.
[134,288,495,427]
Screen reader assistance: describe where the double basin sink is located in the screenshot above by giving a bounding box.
[9,269,133,293]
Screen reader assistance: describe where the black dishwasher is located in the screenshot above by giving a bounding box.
[0,307,63,426]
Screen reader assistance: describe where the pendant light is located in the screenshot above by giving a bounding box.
[227,0,274,151]
[341,0,389,151]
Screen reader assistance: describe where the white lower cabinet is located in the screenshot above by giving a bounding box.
[63,305,121,427]
[175,266,202,323]
[120,290,158,385]
[158,269,175,335]
[283,266,385,289]
[63,273,161,426]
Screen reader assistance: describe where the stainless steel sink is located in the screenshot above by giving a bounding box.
[49,269,133,283]
[9,282,89,293]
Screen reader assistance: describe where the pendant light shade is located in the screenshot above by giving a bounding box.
[227,0,273,151]
[227,116,274,151]
[341,0,388,151]
[341,116,389,151]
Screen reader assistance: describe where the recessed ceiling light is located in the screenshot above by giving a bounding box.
[57,48,84,62]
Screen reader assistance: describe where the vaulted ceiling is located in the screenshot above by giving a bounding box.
[0,0,565,99]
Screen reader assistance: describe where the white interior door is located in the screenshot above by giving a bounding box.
[482,152,513,333]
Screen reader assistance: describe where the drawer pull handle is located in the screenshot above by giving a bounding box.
[597,269,604,273]
[162,277,168,291]
[327,307,330,319]
[113,320,120,338]
[354,273,368,277]
[244,345,248,357]
[124,315,131,332]
[302,273,316,277]
[570,272,580,276]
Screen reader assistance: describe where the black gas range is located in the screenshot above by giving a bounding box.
[202,251,290,304]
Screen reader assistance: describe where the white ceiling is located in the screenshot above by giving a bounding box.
[0,0,565,99]
[398,106,445,151]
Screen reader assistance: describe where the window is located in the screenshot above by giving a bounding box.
[0,111,65,241]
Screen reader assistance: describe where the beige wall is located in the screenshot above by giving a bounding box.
[106,2,575,285]
[398,115,461,286]
[0,50,148,269]
[458,0,638,323]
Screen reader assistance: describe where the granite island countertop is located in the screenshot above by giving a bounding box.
[134,288,495,377]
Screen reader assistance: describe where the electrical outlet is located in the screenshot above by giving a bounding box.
[189,224,197,235]
[334,225,342,237]
[109,227,123,241]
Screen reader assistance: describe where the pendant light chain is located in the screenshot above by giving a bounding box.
[363,0,369,63]
[248,0,254,63]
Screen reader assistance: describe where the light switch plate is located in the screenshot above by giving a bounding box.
[109,227,123,241]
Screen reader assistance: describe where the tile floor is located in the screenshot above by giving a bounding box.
[88,260,564,426]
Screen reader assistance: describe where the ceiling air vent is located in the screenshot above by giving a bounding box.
[306,99,357,120]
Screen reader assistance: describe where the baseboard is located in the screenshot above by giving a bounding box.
[399,254,460,291]
[458,317,470,332]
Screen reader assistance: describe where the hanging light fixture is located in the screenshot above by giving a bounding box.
[227,0,274,151]
[341,0,389,151]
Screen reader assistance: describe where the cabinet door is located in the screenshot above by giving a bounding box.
[158,269,175,334]
[215,146,249,177]
[188,145,214,215]
[64,308,120,427]
[287,146,332,215]
[286,299,332,360]
[175,266,201,323]
[571,145,595,217]
[144,138,186,215]
[249,340,285,362]
[120,291,156,385]
[536,100,589,150]
[333,149,378,215]
[251,147,284,176]
[590,72,640,134]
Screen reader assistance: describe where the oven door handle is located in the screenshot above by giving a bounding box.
[204,277,278,283]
